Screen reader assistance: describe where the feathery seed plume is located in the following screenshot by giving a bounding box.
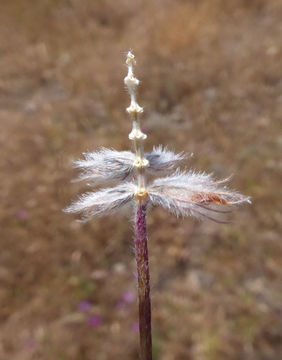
[65,51,250,221]
[65,51,251,360]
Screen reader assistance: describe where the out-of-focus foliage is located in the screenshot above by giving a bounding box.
[0,0,281,359]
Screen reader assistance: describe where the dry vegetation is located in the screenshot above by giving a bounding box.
[0,0,282,359]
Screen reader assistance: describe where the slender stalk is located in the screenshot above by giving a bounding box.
[125,51,152,359]
[135,203,152,360]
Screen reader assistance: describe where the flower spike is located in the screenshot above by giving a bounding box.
[65,51,250,360]
[65,52,250,221]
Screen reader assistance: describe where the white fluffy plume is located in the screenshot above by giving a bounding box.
[148,171,251,222]
[146,146,187,173]
[67,154,250,221]
[74,148,135,184]
[64,183,136,220]
[73,146,187,185]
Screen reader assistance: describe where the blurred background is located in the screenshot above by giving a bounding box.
[0,0,282,359]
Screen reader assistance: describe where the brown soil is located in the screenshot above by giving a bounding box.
[0,1,282,359]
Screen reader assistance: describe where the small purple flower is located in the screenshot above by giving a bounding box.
[78,300,92,312]
[115,300,126,310]
[131,322,139,333]
[88,315,102,327]
[24,338,36,350]
[122,291,135,303]
[15,209,28,219]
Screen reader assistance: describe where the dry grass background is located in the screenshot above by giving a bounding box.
[0,0,282,359]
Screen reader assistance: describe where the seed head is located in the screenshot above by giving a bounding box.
[65,52,250,222]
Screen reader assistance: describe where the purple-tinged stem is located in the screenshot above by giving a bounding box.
[135,203,152,360]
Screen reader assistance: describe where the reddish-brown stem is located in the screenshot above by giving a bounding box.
[135,203,152,360]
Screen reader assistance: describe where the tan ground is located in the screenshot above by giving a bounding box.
[0,0,282,359]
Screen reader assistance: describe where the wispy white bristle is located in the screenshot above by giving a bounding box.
[147,171,250,222]
[74,148,136,184]
[146,146,187,173]
[64,183,136,220]
[73,146,188,185]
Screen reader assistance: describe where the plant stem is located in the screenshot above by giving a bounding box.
[135,203,152,360]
